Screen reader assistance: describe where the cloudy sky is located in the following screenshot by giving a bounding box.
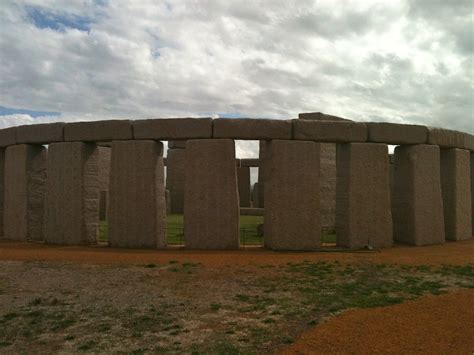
[0,0,473,154]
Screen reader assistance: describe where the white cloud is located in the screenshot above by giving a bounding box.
[0,0,472,139]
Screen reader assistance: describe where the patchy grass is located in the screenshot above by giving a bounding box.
[0,261,472,353]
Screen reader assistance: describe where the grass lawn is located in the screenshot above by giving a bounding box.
[99,214,336,246]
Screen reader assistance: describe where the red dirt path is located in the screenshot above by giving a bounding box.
[0,238,473,266]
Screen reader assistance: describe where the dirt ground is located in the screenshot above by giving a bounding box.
[0,239,473,354]
[1,238,474,266]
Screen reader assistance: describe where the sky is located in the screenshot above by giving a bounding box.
[0,0,473,158]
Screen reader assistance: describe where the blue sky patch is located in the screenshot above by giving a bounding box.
[26,6,93,32]
[0,106,60,118]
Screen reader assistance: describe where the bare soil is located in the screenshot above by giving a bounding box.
[0,239,473,353]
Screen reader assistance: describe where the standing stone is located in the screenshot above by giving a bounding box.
[471,153,474,237]
[4,144,46,241]
[166,148,186,214]
[184,139,239,249]
[257,141,269,208]
[98,146,111,221]
[264,140,321,250]
[237,166,251,207]
[251,182,259,208]
[165,189,171,215]
[336,143,392,249]
[440,148,472,241]
[0,149,5,239]
[109,141,166,248]
[392,145,445,245]
[44,142,99,245]
[320,143,337,232]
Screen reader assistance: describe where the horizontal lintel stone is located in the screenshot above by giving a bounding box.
[293,120,367,143]
[427,128,465,149]
[16,122,64,144]
[240,158,260,167]
[298,112,351,121]
[213,118,292,140]
[168,140,187,149]
[367,122,427,144]
[133,118,212,140]
[64,120,132,142]
[0,127,17,148]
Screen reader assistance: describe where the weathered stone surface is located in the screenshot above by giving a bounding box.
[392,145,445,245]
[298,112,350,121]
[133,118,212,140]
[0,150,5,238]
[168,140,187,149]
[471,152,474,237]
[0,127,16,148]
[240,207,264,216]
[98,147,111,221]
[44,142,99,245]
[440,148,472,241]
[108,141,166,248]
[213,118,292,140]
[165,189,171,215]
[184,139,239,249]
[257,141,270,208]
[320,143,336,232]
[264,140,321,250]
[16,123,64,144]
[166,148,186,214]
[428,128,465,148]
[464,133,474,151]
[294,120,367,142]
[251,182,259,208]
[4,145,47,241]
[64,120,132,142]
[241,158,259,167]
[238,166,251,207]
[336,143,392,249]
[368,122,428,144]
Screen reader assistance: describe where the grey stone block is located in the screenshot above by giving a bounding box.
[367,122,428,144]
[257,141,270,208]
[184,139,239,249]
[213,118,292,140]
[4,145,47,241]
[238,166,251,207]
[0,149,5,238]
[440,148,472,241]
[0,127,17,148]
[165,189,171,215]
[16,122,64,144]
[428,128,465,148]
[294,120,368,142]
[240,158,259,167]
[251,182,259,208]
[320,143,337,232]
[471,152,474,237]
[336,143,393,249]
[108,140,166,248]
[168,140,187,149]
[392,145,445,245]
[166,149,186,214]
[464,133,474,151]
[240,207,264,216]
[298,112,351,121]
[133,118,212,140]
[64,120,132,142]
[264,140,321,250]
[44,142,99,245]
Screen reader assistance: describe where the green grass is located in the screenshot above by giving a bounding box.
[99,214,336,246]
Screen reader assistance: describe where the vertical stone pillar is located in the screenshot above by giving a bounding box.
[98,146,111,221]
[320,143,337,232]
[165,189,171,215]
[0,149,5,239]
[440,148,472,241]
[166,148,186,214]
[108,141,166,248]
[336,143,392,249]
[251,182,259,208]
[392,145,445,245]
[264,140,321,250]
[257,140,268,208]
[184,139,239,249]
[44,142,99,245]
[4,144,46,241]
[237,166,251,207]
[471,152,474,237]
